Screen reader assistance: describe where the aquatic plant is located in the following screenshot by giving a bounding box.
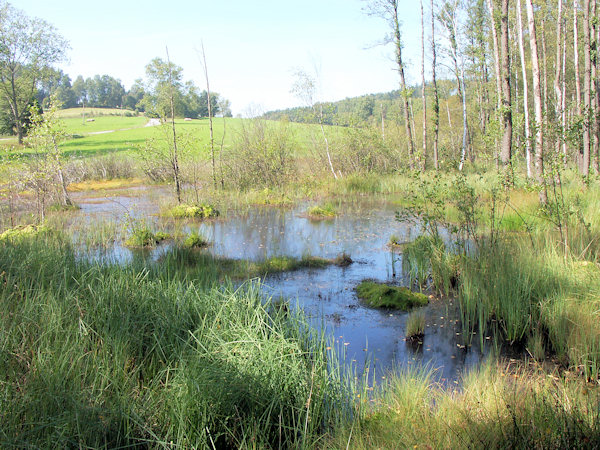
[0,224,51,241]
[183,231,209,248]
[402,235,445,289]
[388,234,401,246]
[333,252,353,267]
[329,363,600,448]
[355,280,429,310]
[166,203,219,219]
[405,310,426,340]
[124,227,171,247]
[307,202,337,219]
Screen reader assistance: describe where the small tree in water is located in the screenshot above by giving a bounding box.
[25,97,73,217]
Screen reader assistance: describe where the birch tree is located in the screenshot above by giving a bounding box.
[365,0,416,168]
[525,0,548,203]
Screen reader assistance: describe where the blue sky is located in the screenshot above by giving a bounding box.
[17,0,427,115]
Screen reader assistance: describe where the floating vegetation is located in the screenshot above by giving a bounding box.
[124,227,171,248]
[183,232,209,249]
[307,202,337,219]
[165,203,219,219]
[388,234,402,246]
[356,280,429,310]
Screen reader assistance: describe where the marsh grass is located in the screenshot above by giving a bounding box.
[307,202,337,219]
[405,310,426,339]
[329,363,600,448]
[164,203,219,219]
[0,235,353,448]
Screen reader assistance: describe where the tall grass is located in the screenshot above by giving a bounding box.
[329,363,600,448]
[0,235,352,448]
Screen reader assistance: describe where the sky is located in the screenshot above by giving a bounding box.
[16,0,427,116]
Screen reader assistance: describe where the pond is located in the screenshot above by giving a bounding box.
[72,187,488,384]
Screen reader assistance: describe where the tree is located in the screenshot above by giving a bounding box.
[431,0,440,170]
[525,0,547,204]
[291,68,338,178]
[365,0,416,168]
[142,57,185,119]
[498,0,512,167]
[25,96,73,209]
[0,2,68,144]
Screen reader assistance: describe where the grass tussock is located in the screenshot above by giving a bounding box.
[307,202,337,219]
[124,226,171,248]
[405,310,426,340]
[356,280,429,310]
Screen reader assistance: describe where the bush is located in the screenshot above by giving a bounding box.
[226,119,296,189]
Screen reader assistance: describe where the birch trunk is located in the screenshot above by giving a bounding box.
[517,0,532,178]
[525,0,547,204]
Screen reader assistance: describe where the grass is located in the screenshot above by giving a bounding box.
[355,280,429,310]
[0,234,352,448]
[328,363,600,448]
[124,226,171,247]
[164,203,220,219]
[405,310,426,340]
[183,231,209,248]
[307,202,337,219]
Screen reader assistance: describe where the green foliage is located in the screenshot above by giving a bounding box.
[0,224,50,241]
[166,203,220,219]
[124,222,170,248]
[403,235,445,289]
[355,281,429,310]
[226,119,296,189]
[183,231,209,248]
[331,364,600,448]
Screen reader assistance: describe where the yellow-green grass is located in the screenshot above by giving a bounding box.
[56,107,139,119]
[328,363,600,448]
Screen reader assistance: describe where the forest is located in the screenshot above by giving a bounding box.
[0,0,599,448]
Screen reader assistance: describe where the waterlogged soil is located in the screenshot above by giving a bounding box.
[71,186,488,384]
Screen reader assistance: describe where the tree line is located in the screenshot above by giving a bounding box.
[264,0,600,197]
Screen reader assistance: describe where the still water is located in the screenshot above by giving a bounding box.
[73,188,487,383]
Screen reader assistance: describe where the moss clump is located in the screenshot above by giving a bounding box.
[125,228,171,248]
[183,232,209,249]
[166,203,219,219]
[0,224,51,242]
[307,203,337,219]
[356,281,429,310]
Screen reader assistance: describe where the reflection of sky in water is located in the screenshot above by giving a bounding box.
[73,189,488,384]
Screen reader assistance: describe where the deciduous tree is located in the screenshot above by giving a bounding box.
[0,2,68,144]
